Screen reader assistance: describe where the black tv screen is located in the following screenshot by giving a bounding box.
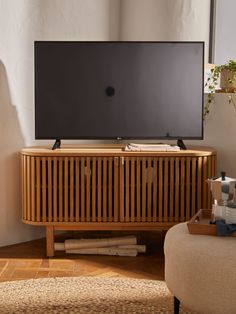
[35,41,204,140]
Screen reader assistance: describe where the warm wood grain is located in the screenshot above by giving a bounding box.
[42,158,46,222]
[142,157,146,223]
[21,145,216,257]
[180,158,185,222]
[75,159,79,222]
[26,156,31,221]
[48,157,52,222]
[163,158,168,223]
[147,159,152,223]
[30,157,35,222]
[103,157,107,223]
[46,226,54,257]
[108,157,113,223]
[169,158,174,223]
[64,157,69,222]
[92,158,96,223]
[53,157,58,223]
[86,157,91,223]
[70,157,74,222]
[114,157,119,223]
[119,157,124,223]
[125,158,130,223]
[158,158,163,223]
[97,158,102,223]
[58,159,63,222]
[174,157,179,223]
[152,159,157,223]
[22,144,216,157]
[0,230,164,281]
[80,158,85,222]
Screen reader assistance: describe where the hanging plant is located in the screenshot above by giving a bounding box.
[204,60,236,117]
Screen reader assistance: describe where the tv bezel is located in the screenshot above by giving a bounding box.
[34,40,204,141]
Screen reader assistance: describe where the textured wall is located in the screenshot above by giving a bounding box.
[215,0,236,64]
[187,95,236,178]
[120,0,211,61]
[0,0,114,246]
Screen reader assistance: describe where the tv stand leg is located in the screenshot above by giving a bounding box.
[52,139,61,150]
[177,139,187,150]
[46,226,54,257]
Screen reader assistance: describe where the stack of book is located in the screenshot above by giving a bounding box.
[125,143,180,152]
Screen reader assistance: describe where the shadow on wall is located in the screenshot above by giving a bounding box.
[0,60,43,247]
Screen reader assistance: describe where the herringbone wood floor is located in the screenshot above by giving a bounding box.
[0,231,165,282]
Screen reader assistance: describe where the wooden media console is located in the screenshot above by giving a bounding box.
[21,144,216,256]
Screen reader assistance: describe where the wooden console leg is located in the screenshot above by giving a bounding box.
[46,226,54,257]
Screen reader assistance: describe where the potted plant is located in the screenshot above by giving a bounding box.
[204,60,236,117]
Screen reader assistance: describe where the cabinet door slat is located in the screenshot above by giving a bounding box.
[30,157,35,222]
[97,158,102,223]
[191,158,197,218]
[169,158,174,223]
[114,157,119,222]
[103,157,107,222]
[108,157,113,222]
[142,157,146,222]
[164,158,169,223]
[70,157,74,222]
[158,158,163,222]
[136,158,141,223]
[64,157,69,222]
[131,158,135,223]
[80,158,85,222]
[125,157,130,222]
[42,158,46,222]
[152,158,157,223]
[75,159,80,222]
[53,158,58,222]
[86,157,91,222]
[174,158,179,223]
[180,158,185,222]
[58,159,63,222]
[197,157,202,211]
[92,158,97,222]
[48,157,52,222]
[147,159,152,222]
[36,158,41,222]
[26,156,31,221]
[119,157,124,222]
[186,158,191,221]
[22,151,216,229]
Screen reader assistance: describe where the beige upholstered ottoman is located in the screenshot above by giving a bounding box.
[164,222,236,314]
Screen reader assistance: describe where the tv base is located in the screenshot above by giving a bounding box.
[52,139,61,150]
[177,139,187,150]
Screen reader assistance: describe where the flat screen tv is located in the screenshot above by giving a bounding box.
[35,41,204,145]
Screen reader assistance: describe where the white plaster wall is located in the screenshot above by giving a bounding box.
[120,0,211,61]
[0,0,114,246]
[187,95,236,178]
[215,0,236,64]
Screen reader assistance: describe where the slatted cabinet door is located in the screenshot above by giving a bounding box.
[22,146,216,228]
[121,156,215,224]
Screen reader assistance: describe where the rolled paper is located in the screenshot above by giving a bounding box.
[64,236,137,251]
[116,245,146,253]
[66,247,138,257]
[54,242,65,251]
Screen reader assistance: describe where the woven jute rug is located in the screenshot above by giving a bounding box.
[0,277,194,313]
